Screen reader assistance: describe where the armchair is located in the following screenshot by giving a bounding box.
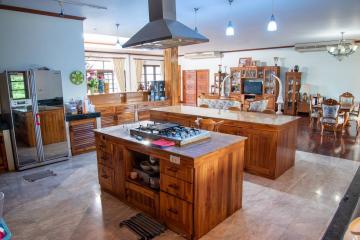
[320,99,345,137]
[349,103,360,136]
[309,95,323,128]
[339,92,355,106]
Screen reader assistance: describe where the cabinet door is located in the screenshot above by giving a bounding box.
[243,129,277,177]
[0,134,7,171]
[182,70,197,106]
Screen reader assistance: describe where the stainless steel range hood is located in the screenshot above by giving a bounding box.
[122,0,209,49]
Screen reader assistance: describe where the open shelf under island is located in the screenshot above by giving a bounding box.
[94,122,246,240]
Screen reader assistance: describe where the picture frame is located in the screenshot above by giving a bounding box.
[239,57,252,67]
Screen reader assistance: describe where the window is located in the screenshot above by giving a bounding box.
[140,65,163,90]
[86,59,118,93]
[9,72,27,99]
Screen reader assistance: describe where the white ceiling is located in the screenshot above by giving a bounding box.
[2,0,360,54]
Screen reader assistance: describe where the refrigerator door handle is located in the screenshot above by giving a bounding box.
[35,113,41,126]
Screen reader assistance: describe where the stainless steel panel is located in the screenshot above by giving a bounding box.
[33,70,69,161]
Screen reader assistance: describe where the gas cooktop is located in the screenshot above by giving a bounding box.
[130,122,211,146]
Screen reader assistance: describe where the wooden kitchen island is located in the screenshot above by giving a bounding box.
[94,122,246,239]
[150,105,300,179]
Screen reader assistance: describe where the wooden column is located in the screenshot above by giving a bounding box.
[164,48,180,105]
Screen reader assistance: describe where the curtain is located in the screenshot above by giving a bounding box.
[113,58,125,92]
[135,60,144,90]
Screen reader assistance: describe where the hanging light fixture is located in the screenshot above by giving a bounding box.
[194,8,199,32]
[226,0,235,36]
[327,32,358,61]
[267,0,277,32]
[115,23,122,48]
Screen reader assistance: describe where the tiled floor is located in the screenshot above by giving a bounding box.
[1,151,358,240]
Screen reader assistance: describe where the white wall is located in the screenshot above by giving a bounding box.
[0,10,86,101]
[85,51,164,92]
[179,47,360,100]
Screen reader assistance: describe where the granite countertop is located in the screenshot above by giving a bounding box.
[94,121,247,160]
[152,105,300,126]
[65,112,101,122]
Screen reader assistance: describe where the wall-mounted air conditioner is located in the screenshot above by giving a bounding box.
[294,40,356,53]
[184,51,223,59]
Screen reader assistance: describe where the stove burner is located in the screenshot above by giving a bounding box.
[130,122,210,146]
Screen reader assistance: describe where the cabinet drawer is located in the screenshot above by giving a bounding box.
[138,110,150,121]
[116,112,135,124]
[160,192,193,238]
[96,106,115,115]
[98,165,114,191]
[160,160,193,183]
[115,104,135,113]
[160,174,193,203]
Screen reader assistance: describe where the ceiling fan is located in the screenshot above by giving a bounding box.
[52,0,107,16]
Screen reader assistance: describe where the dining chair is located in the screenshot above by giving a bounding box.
[349,103,360,136]
[227,106,241,111]
[262,109,276,114]
[199,104,209,108]
[309,95,322,128]
[320,98,345,137]
[195,118,224,132]
[339,92,355,106]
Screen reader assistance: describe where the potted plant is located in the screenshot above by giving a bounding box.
[88,77,98,95]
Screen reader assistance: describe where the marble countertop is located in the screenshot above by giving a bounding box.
[152,105,300,126]
[95,121,247,159]
[13,106,62,113]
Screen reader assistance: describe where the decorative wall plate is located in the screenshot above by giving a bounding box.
[70,71,84,85]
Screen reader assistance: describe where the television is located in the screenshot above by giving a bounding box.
[244,81,263,95]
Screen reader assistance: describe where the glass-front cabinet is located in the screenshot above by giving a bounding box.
[284,72,302,115]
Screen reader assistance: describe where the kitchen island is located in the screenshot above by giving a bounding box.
[94,121,246,239]
[150,105,300,179]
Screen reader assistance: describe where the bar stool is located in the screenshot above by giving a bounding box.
[196,118,224,132]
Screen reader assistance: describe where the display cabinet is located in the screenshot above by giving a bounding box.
[284,72,302,115]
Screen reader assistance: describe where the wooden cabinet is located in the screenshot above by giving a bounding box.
[151,109,298,180]
[0,133,8,171]
[182,70,209,106]
[230,66,280,110]
[69,118,97,156]
[284,72,302,116]
[95,129,245,240]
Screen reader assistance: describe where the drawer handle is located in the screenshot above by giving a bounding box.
[168,184,179,190]
[167,208,178,215]
[101,174,109,179]
[166,167,178,173]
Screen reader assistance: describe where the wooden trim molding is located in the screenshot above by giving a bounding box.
[85,50,164,58]
[221,45,295,53]
[0,4,86,21]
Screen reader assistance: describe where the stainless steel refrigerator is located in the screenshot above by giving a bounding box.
[0,69,69,170]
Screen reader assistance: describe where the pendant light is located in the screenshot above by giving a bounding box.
[267,0,277,32]
[115,23,122,48]
[194,8,199,32]
[226,0,235,36]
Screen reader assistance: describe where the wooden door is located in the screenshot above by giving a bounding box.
[182,70,197,106]
[196,70,209,99]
